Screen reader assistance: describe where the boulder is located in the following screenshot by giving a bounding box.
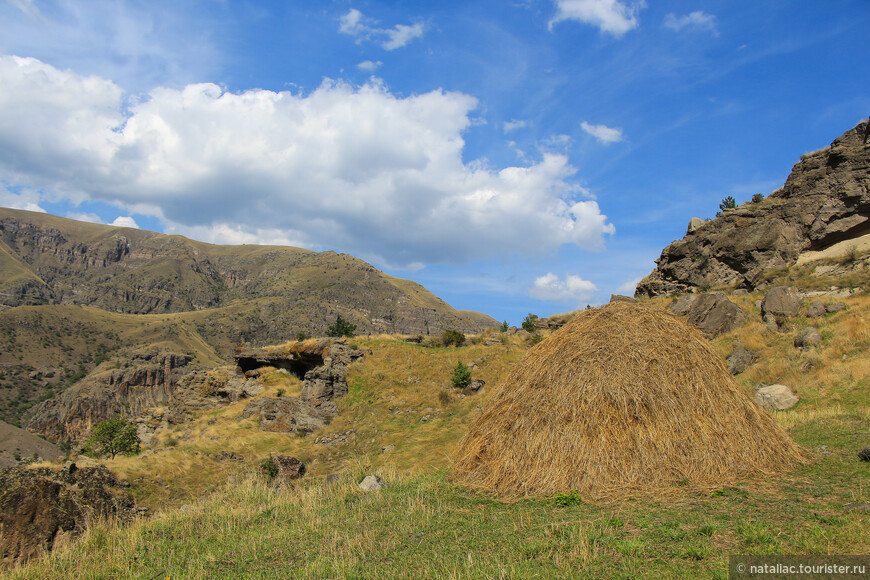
[0,464,135,565]
[726,343,758,375]
[462,380,486,396]
[826,302,847,313]
[807,300,826,318]
[685,292,747,338]
[794,327,822,348]
[609,294,636,303]
[667,294,698,316]
[762,286,803,317]
[754,384,799,412]
[358,475,386,491]
[271,456,306,480]
[859,447,870,462]
[686,217,706,234]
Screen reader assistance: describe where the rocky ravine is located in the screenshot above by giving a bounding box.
[637,119,870,297]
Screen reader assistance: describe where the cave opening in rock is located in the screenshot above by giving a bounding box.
[236,353,324,380]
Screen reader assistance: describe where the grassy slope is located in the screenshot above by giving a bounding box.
[7,256,870,578]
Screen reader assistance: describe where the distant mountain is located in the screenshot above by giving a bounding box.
[0,208,498,338]
[637,119,870,297]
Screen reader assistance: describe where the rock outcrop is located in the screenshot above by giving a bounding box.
[637,119,870,297]
[237,339,367,433]
[24,352,195,444]
[0,463,135,566]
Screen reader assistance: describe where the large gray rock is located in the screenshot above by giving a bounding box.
[762,286,803,317]
[826,302,847,313]
[794,327,822,348]
[358,475,386,491]
[685,292,747,338]
[807,300,826,317]
[667,294,698,316]
[726,343,758,375]
[637,120,870,297]
[686,217,707,234]
[754,384,799,412]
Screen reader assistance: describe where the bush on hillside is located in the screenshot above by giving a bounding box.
[719,196,737,212]
[442,329,465,347]
[451,361,472,389]
[326,315,356,338]
[521,314,539,333]
[86,418,140,459]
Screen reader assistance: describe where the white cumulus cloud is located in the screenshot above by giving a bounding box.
[615,276,642,296]
[112,216,139,228]
[530,273,597,303]
[581,121,624,144]
[357,60,382,72]
[0,55,616,268]
[663,11,718,35]
[339,9,424,51]
[549,0,644,36]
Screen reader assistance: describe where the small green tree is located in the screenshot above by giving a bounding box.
[499,320,509,332]
[87,418,140,459]
[451,361,472,389]
[441,329,465,347]
[522,313,539,333]
[751,193,764,203]
[326,315,356,338]
[719,196,736,212]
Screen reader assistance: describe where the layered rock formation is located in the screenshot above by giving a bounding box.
[24,352,195,443]
[637,119,870,297]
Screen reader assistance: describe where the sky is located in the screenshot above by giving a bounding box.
[1,0,868,325]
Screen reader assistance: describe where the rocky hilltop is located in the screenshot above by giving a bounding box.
[637,119,869,297]
[0,208,498,338]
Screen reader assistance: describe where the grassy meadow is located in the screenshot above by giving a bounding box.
[5,253,870,578]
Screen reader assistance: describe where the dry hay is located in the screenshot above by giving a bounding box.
[451,301,804,501]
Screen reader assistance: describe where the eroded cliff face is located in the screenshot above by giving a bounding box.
[637,119,870,297]
[24,352,193,444]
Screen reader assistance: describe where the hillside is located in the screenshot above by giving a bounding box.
[0,209,498,426]
[0,208,498,338]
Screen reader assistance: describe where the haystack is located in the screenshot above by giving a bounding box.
[451,301,803,500]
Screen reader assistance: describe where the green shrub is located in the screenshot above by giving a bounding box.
[441,329,465,347]
[719,195,736,212]
[86,418,140,459]
[751,193,764,203]
[554,490,582,506]
[451,361,472,389]
[499,321,509,332]
[260,457,278,479]
[326,315,356,338]
[521,313,539,333]
[295,332,309,342]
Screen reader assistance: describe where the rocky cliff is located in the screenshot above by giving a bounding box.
[637,119,870,297]
[0,208,498,338]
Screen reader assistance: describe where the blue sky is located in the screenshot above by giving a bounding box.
[1,0,868,325]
